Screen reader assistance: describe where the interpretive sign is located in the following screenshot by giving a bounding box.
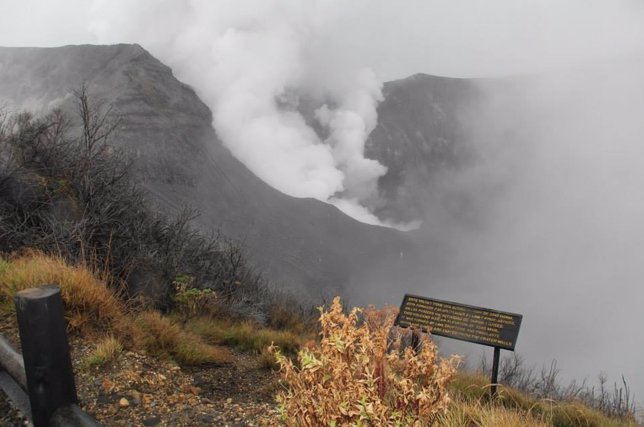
[395,294,522,351]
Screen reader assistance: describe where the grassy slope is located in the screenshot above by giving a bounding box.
[0,252,306,367]
[0,253,635,426]
[442,373,637,426]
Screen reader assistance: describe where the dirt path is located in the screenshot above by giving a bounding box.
[0,330,281,426]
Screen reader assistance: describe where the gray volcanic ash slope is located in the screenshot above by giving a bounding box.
[0,44,410,299]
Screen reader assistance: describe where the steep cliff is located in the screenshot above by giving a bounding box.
[0,44,410,299]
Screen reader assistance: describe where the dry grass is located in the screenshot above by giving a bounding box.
[0,252,232,367]
[135,311,232,366]
[0,251,136,340]
[439,400,550,426]
[185,317,306,356]
[85,336,123,368]
[264,297,316,334]
[255,347,279,370]
[447,373,638,427]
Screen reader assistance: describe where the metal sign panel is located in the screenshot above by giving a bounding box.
[395,294,522,351]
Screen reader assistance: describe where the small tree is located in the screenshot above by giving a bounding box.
[270,297,460,426]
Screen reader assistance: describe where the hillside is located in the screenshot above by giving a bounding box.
[0,254,636,426]
[0,44,410,300]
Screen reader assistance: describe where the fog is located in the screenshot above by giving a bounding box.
[456,63,644,402]
[354,62,644,404]
[3,0,644,410]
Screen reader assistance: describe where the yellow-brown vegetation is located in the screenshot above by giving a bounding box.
[0,251,135,340]
[0,253,638,426]
[442,372,638,427]
[186,317,307,356]
[85,335,123,368]
[135,311,232,365]
[0,252,232,366]
[269,297,460,426]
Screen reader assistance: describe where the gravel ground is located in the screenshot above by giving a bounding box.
[73,342,279,426]
[0,327,281,426]
[0,393,28,427]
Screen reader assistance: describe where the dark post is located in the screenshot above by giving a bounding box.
[14,285,78,427]
[490,346,501,398]
[410,329,421,353]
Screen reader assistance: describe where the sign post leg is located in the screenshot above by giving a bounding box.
[490,346,500,398]
[411,330,421,352]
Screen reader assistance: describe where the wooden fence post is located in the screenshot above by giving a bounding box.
[14,285,78,427]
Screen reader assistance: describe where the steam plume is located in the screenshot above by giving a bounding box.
[88,0,395,225]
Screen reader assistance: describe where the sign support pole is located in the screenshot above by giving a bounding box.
[411,330,420,352]
[490,346,500,398]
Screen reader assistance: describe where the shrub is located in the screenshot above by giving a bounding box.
[173,279,222,320]
[269,297,460,426]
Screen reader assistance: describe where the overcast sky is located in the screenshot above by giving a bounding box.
[2,0,644,79]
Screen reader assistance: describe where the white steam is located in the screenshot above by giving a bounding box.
[86,0,396,225]
[3,0,644,229]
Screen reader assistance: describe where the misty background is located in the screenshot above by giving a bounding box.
[3,0,644,408]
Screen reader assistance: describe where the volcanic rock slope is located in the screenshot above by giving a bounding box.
[365,73,482,223]
[0,44,417,299]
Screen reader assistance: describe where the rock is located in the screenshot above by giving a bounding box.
[130,390,142,405]
[96,392,110,405]
[102,378,114,393]
[200,414,214,423]
[142,416,161,426]
[119,398,129,408]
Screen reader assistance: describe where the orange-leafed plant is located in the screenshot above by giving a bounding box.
[269,297,460,426]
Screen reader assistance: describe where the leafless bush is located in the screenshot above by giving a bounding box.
[479,353,635,419]
[0,87,287,322]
